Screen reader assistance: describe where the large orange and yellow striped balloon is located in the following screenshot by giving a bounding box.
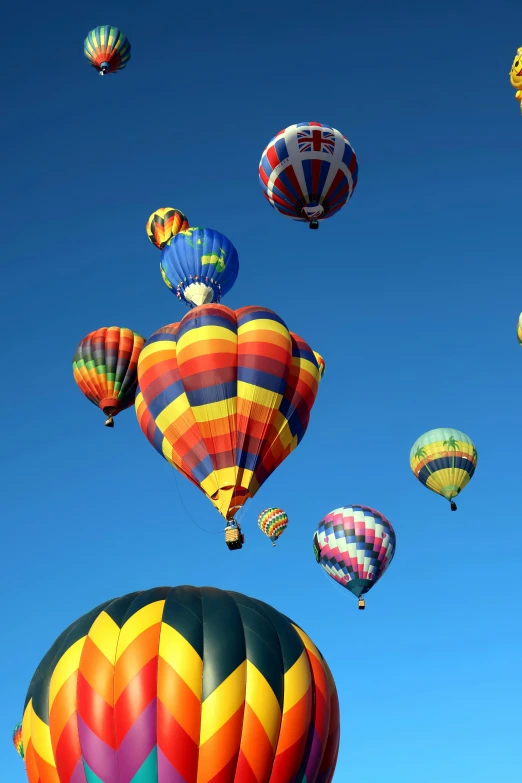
[21,586,340,783]
[135,304,325,521]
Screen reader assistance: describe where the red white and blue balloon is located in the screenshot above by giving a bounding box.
[259,122,358,228]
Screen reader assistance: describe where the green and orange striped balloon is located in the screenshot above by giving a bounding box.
[21,586,340,783]
[73,326,145,426]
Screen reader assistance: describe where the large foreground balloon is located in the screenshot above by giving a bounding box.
[13,721,24,759]
[147,207,189,250]
[313,505,396,609]
[160,227,239,307]
[136,304,324,521]
[509,47,522,113]
[20,586,340,783]
[259,121,358,229]
[84,26,131,76]
[258,507,289,545]
[409,427,477,510]
[73,327,145,427]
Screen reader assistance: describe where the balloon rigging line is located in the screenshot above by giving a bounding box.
[171,470,223,535]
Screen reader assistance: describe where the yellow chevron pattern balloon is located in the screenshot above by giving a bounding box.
[20,586,340,783]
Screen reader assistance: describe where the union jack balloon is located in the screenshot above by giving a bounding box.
[259,121,358,230]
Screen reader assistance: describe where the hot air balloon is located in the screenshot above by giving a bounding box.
[259,121,358,229]
[146,207,189,250]
[83,26,131,76]
[409,427,477,511]
[509,47,522,113]
[313,505,396,610]
[517,313,522,345]
[73,327,145,427]
[258,507,289,545]
[13,721,24,760]
[20,586,340,783]
[160,227,239,307]
[135,304,324,545]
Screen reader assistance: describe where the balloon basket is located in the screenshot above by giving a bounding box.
[225,524,243,551]
[104,415,114,428]
[450,501,457,511]
[309,220,319,230]
[358,598,365,610]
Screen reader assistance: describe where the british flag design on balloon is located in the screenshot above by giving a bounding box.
[259,121,358,226]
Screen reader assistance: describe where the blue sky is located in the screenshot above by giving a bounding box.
[2,0,521,780]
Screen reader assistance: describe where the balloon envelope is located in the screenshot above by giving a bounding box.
[517,313,522,345]
[21,586,339,783]
[13,721,24,759]
[258,507,289,543]
[160,227,239,307]
[409,427,477,504]
[83,25,131,74]
[73,327,145,421]
[136,304,324,520]
[146,207,189,250]
[314,505,396,599]
[259,121,358,226]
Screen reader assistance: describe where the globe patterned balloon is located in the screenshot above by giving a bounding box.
[258,507,289,545]
[20,586,340,783]
[314,505,396,600]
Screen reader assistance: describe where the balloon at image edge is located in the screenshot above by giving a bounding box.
[146,207,189,250]
[517,312,522,344]
[313,505,396,609]
[258,507,289,545]
[409,427,477,511]
[72,327,145,427]
[135,303,325,523]
[13,721,24,760]
[160,226,239,308]
[259,121,358,229]
[83,25,131,76]
[19,586,340,783]
[509,46,522,114]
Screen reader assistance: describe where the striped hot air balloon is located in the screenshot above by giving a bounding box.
[13,720,24,759]
[20,586,340,783]
[83,25,131,76]
[259,121,358,229]
[135,304,325,524]
[409,427,478,511]
[258,507,289,545]
[73,327,145,427]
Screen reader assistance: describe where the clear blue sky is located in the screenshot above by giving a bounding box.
[2,1,521,780]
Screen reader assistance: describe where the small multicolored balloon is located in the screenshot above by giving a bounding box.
[83,25,131,76]
[313,351,326,379]
[13,720,24,759]
[517,313,522,345]
[73,326,145,427]
[258,508,289,545]
[259,121,358,229]
[409,427,477,511]
[146,207,189,250]
[160,227,239,307]
[313,505,396,609]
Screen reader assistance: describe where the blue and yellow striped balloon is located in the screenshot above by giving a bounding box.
[258,508,289,545]
[409,427,477,510]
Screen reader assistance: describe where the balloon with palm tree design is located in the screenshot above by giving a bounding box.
[409,427,478,511]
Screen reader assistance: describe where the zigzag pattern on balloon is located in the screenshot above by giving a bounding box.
[21,586,339,783]
[135,304,324,520]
